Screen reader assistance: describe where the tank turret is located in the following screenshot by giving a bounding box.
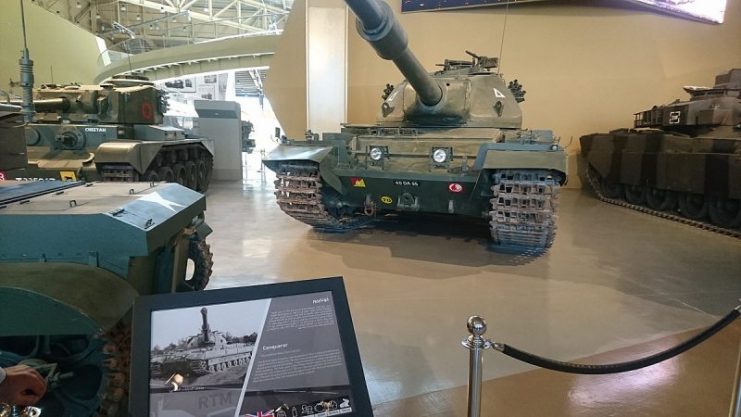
[262,0,566,253]
[26,75,166,125]
[346,0,523,128]
[633,68,741,137]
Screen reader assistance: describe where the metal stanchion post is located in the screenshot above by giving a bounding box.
[462,316,492,417]
[730,342,741,417]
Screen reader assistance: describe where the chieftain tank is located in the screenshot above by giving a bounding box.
[581,69,741,235]
[10,75,214,191]
[263,0,567,252]
[1,109,214,417]
[151,308,253,378]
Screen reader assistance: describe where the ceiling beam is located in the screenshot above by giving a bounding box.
[116,0,263,32]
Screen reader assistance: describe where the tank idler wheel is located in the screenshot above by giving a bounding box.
[623,185,646,205]
[645,188,677,211]
[172,163,187,186]
[158,166,175,183]
[678,192,707,220]
[184,161,198,190]
[707,197,741,229]
[143,169,160,183]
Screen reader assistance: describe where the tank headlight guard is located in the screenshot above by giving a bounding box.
[432,147,451,164]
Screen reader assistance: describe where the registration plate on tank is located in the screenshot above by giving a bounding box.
[393,180,419,187]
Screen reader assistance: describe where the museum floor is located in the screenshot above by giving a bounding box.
[204,157,741,416]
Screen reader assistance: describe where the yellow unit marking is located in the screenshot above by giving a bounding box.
[60,171,77,181]
[380,196,393,204]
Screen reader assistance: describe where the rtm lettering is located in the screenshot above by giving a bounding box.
[198,391,236,409]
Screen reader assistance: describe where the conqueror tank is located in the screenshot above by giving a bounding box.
[9,75,214,191]
[580,69,741,234]
[263,0,567,252]
[151,308,253,378]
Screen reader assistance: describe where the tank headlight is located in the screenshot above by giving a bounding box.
[432,148,450,164]
[550,144,559,151]
[369,147,385,161]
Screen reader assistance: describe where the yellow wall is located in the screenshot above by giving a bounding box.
[264,0,307,138]
[347,0,741,183]
[0,1,102,90]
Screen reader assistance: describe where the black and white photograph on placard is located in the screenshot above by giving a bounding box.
[149,299,270,394]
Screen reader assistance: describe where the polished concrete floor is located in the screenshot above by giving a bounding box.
[203,155,741,412]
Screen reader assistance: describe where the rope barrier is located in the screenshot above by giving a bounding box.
[494,307,739,374]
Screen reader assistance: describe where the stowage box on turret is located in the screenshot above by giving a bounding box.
[581,69,741,234]
[263,0,567,252]
[11,75,215,191]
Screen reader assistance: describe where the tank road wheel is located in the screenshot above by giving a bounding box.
[623,185,646,205]
[588,166,623,199]
[678,192,708,220]
[158,166,175,183]
[195,159,208,192]
[600,179,624,199]
[184,161,198,190]
[172,163,187,186]
[143,169,160,183]
[708,198,741,229]
[645,188,677,211]
[179,238,213,292]
[274,162,368,231]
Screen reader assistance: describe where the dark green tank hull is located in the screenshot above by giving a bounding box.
[265,127,567,252]
[580,129,741,233]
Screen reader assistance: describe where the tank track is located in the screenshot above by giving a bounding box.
[585,167,741,240]
[274,162,366,230]
[180,238,213,291]
[96,323,131,417]
[489,170,560,252]
[99,145,213,192]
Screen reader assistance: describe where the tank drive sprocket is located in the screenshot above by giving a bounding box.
[274,162,368,230]
[490,170,560,251]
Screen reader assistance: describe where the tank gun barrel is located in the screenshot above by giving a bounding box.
[346,0,442,106]
[32,98,71,113]
[200,307,211,343]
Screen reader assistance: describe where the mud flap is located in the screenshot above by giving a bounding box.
[263,145,345,193]
[0,263,139,335]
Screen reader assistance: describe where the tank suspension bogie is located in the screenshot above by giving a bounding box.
[585,165,741,237]
[100,143,213,192]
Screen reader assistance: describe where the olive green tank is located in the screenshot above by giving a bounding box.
[9,75,214,191]
[581,69,741,236]
[263,0,567,252]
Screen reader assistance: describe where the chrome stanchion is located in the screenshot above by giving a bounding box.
[730,342,741,417]
[462,316,492,417]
